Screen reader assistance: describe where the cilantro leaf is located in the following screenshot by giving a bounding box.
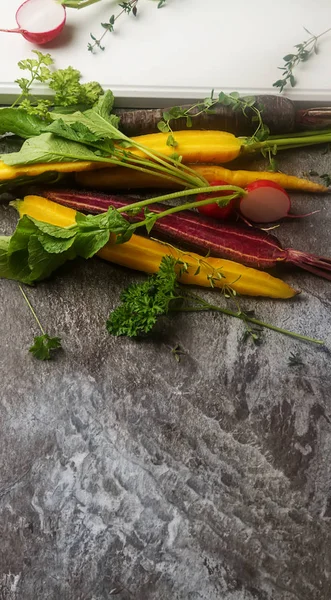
[107,256,181,337]
[29,334,62,360]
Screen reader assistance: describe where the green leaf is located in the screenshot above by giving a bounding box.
[157,120,170,133]
[107,256,180,337]
[29,334,62,360]
[168,106,186,119]
[45,118,102,145]
[283,54,295,61]
[0,237,12,279]
[0,207,130,285]
[0,108,45,138]
[166,134,178,148]
[1,133,99,166]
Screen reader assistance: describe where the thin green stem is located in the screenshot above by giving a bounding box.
[63,0,102,8]
[12,60,43,108]
[19,285,45,335]
[243,131,331,154]
[173,298,324,345]
[116,147,202,187]
[117,185,245,215]
[122,138,207,187]
[132,194,240,231]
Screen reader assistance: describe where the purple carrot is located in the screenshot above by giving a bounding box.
[40,189,331,280]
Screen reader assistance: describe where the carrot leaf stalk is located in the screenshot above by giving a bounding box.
[107,256,324,345]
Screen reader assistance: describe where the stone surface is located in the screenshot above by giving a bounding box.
[1,146,331,600]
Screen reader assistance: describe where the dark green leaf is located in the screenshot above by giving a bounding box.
[29,334,62,360]
[45,118,101,145]
[0,206,130,285]
[1,133,98,167]
[283,54,295,61]
[0,108,45,138]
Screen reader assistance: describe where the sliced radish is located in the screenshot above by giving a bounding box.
[0,0,66,45]
[197,180,237,220]
[240,180,291,223]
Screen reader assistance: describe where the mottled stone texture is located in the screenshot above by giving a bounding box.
[1,146,331,600]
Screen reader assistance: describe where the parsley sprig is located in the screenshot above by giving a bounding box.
[12,50,104,119]
[19,285,62,360]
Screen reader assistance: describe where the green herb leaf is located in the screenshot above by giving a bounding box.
[166,134,178,148]
[29,334,62,360]
[107,255,181,337]
[157,120,170,133]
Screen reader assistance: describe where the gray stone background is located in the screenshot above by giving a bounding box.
[0,145,331,600]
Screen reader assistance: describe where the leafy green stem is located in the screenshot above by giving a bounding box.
[273,26,331,92]
[173,296,324,345]
[88,0,138,53]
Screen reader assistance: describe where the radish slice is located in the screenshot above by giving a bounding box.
[240,180,291,223]
[0,0,66,45]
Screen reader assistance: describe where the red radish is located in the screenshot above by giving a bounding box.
[196,180,237,220]
[0,0,66,45]
[239,180,292,223]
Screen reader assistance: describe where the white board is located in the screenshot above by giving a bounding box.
[0,0,331,106]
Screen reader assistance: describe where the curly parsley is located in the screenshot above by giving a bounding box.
[12,50,104,119]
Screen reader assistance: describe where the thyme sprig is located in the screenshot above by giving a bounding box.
[157,91,270,149]
[87,0,138,53]
[273,26,331,92]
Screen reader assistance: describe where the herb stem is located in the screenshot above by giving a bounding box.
[173,297,325,345]
[88,0,138,53]
[19,284,45,335]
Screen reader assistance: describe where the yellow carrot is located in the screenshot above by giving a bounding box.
[15,194,298,299]
[0,159,101,181]
[76,162,328,193]
[128,130,242,163]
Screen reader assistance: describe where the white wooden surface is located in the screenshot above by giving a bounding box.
[0,0,331,106]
